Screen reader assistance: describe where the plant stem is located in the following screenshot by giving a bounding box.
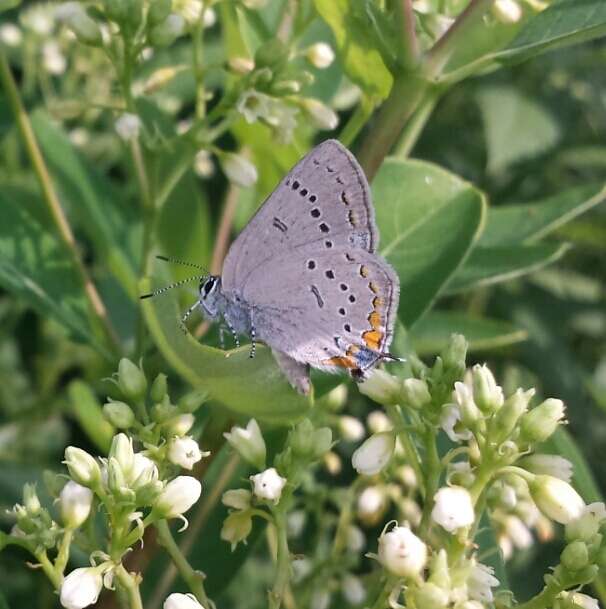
[154,520,211,608]
[331,477,364,558]
[192,18,206,120]
[516,578,562,609]
[269,509,291,609]
[54,528,74,577]
[370,575,398,609]
[395,0,419,70]
[115,564,144,609]
[339,102,373,149]
[35,550,62,589]
[394,89,439,158]
[0,50,121,354]
[419,426,441,536]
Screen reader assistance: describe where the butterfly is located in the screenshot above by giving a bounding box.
[142,140,400,394]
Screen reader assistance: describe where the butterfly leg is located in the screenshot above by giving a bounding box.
[224,317,240,348]
[180,301,199,334]
[249,325,256,359]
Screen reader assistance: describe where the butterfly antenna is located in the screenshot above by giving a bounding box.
[140,275,203,299]
[155,255,207,273]
[382,353,406,363]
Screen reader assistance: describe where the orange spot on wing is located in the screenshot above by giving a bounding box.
[368,281,379,293]
[362,329,382,350]
[324,355,357,369]
[372,296,384,308]
[359,265,369,278]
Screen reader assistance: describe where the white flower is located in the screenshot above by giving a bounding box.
[150,14,185,46]
[0,24,22,47]
[109,433,134,475]
[520,398,566,443]
[305,42,335,69]
[529,475,585,524]
[60,481,93,528]
[169,413,195,437]
[558,592,600,609]
[228,56,255,74]
[401,378,431,409]
[468,562,500,604]
[250,468,287,504]
[566,502,606,542]
[164,592,205,609]
[310,590,330,609]
[219,152,258,188]
[338,415,365,442]
[287,509,306,537]
[503,515,533,549]
[224,419,266,469]
[522,454,573,483]
[341,573,366,605]
[359,370,401,405]
[453,381,481,425]
[21,5,54,36]
[493,0,523,24]
[378,524,427,578]
[347,525,365,552]
[115,113,142,141]
[440,404,472,443]
[236,90,274,124]
[60,567,103,609]
[155,476,202,518]
[367,410,393,433]
[431,486,475,533]
[56,2,101,45]
[129,453,159,489]
[168,436,209,470]
[471,364,504,412]
[352,432,395,476]
[203,7,216,28]
[300,98,338,130]
[172,0,203,25]
[64,447,101,487]
[222,489,252,510]
[357,486,387,524]
[193,150,214,178]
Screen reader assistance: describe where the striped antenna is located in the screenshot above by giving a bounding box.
[156,255,207,273]
[140,274,203,299]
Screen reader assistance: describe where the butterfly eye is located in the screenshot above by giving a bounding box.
[202,277,215,296]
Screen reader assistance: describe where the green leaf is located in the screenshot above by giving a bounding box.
[0,194,105,352]
[498,0,606,62]
[67,380,114,453]
[314,0,393,100]
[446,243,569,293]
[372,158,486,327]
[141,278,310,424]
[479,183,606,247]
[31,111,138,299]
[0,0,20,12]
[476,86,560,175]
[543,427,602,503]
[409,311,527,355]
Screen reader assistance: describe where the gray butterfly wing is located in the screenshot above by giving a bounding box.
[239,245,400,375]
[222,140,378,293]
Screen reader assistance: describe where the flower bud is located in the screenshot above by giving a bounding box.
[109,433,134,476]
[117,358,147,400]
[557,592,600,609]
[529,475,585,524]
[453,382,481,427]
[468,562,500,603]
[471,364,504,412]
[228,56,255,74]
[561,540,589,571]
[23,483,41,515]
[150,373,168,402]
[250,468,287,504]
[441,334,468,377]
[300,98,338,131]
[346,524,365,552]
[149,14,185,46]
[148,0,172,25]
[401,378,431,409]
[359,370,402,405]
[56,3,102,46]
[0,24,22,47]
[491,388,534,444]
[155,476,202,518]
[338,415,365,442]
[103,401,135,429]
[163,592,205,609]
[410,583,449,609]
[367,410,393,433]
[305,42,335,69]
[167,436,209,470]
[107,457,128,496]
[521,454,573,483]
[493,0,523,24]
[519,398,565,444]
[431,486,475,533]
[168,413,196,437]
[357,485,388,525]
[60,567,103,609]
[221,510,253,550]
[378,524,427,578]
[341,573,366,605]
[60,481,93,528]
[222,488,252,510]
[64,447,101,487]
[310,590,330,609]
[224,419,266,469]
[352,432,395,476]
[219,152,258,187]
[566,503,606,542]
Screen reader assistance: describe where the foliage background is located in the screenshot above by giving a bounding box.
[0,0,606,607]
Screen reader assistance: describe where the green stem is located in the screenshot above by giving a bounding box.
[394,88,439,158]
[516,578,562,609]
[192,18,206,120]
[269,509,291,609]
[0,50,120,354]
[339,101,374,149]
[331,477,365,558]
[394,0,419,70]
[115,564,144,609]
[154,520,211,608]
[419,426,441,536]
[54,528,74,577]
[370,575,399,609]
[35,551,62,589]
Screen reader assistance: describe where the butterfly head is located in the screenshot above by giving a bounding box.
[199,275,222,319]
